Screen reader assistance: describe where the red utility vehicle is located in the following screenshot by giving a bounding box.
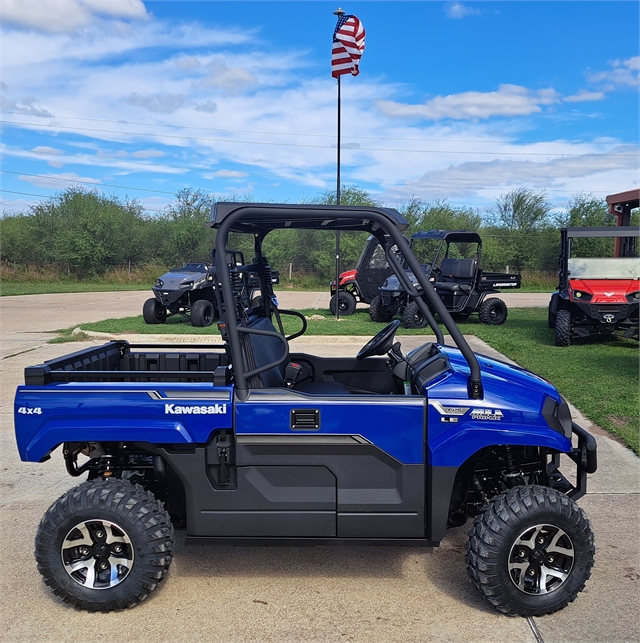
[549,226,639,346]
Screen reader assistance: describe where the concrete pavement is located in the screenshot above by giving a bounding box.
[0,291,638,643]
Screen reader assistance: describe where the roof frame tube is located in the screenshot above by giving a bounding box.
[382,241,444,344]
[215,205,483,399]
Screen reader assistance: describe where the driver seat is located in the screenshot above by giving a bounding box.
[243,315,351,395]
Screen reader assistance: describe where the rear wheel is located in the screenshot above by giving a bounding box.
[554,309,572,346]
[329,291,357,316]
[466,485,594,616]
[191,300,214,327]
[143,298,166,324]
[402,301,428,329]
[35,479,174,612]
[479,297,508,325]
[369,295,394,323]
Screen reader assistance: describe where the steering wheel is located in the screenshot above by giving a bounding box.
[356,320,401,361]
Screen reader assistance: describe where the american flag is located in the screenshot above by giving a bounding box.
[331,14,365,79]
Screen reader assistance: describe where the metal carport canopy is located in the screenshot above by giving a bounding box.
[564,226,640,238]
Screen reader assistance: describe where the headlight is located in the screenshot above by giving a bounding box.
[572,290,592,302]
[155,279,163,288]
[626,291,640,302]
[180,281,194,289]
[542,395,572,439]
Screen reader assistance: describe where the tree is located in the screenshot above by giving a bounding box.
[399,198,481,233]
[163,188,215,264]
[558,192,615,257]
[491,187,553,232]
[487,188,556,271]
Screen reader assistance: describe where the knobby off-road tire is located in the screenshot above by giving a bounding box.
[554,309,572,347]
[35,479,174,612]
[191,300,215,327]
[479,297,508,325]
[143,298,167,324]
[329,291,357,316]
[466,485,594,617]
[369,295,394,323]
[402,301,428,329]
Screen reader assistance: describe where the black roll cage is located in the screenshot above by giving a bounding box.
[210,203,483,400]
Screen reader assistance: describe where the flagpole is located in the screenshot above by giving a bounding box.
[334,7,344,321]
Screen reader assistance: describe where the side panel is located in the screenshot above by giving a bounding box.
[14,383,233,461]
[230,392,426,538]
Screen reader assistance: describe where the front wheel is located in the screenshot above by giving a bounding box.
[369,295,394,323]
[35,479,174,612]
[554,309,572,346]
[402,300,428,329]
[143,298,166,324]
[479,297,508,325]
[329,291,357,316]
[466,485,594,616]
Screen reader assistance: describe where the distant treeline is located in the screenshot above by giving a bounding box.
[0,185,629,280]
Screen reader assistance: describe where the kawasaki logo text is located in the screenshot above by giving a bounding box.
[165,404,227,415]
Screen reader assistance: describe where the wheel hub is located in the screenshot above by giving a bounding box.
[61,519,134,590]
[508,524,574,595]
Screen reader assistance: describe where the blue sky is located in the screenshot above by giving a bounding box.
[1,0,638,217]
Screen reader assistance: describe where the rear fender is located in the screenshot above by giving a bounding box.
[15,384,233,462]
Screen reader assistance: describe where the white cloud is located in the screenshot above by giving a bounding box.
[377,84,560,121]
[124,93,187,114]
[131,149,165,158]
[0,95,53,116]
[208,170,250,179]
[564,90,606,103]
[32,146,64,155]
[381,145,639,202]
[201,58,258,93]
[0,0,148,34]
[18,172,102,189]
[587,56,640,89]
[195,101,219,114]
[444,3,481,19]
[32,145,66,167]
[175,56,202,70]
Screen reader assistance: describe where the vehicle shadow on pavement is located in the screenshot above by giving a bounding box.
[167,525,497,615]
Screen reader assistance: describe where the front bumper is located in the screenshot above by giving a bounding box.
[549,421,597,501]
[152,288,188,307]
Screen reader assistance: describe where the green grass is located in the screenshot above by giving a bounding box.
[0,282,152,296]
[60,307,638,454]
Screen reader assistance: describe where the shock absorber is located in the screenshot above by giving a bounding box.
[503,446,523,488]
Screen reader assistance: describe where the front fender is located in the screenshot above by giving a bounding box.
[428,421,572,467]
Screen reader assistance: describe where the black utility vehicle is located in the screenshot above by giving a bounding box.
[372,230,521,328]
[549,226,639,346]
[329,235,405,315]
[144,251,279,328]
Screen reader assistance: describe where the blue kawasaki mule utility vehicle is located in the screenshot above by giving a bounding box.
[15,203,596,616]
